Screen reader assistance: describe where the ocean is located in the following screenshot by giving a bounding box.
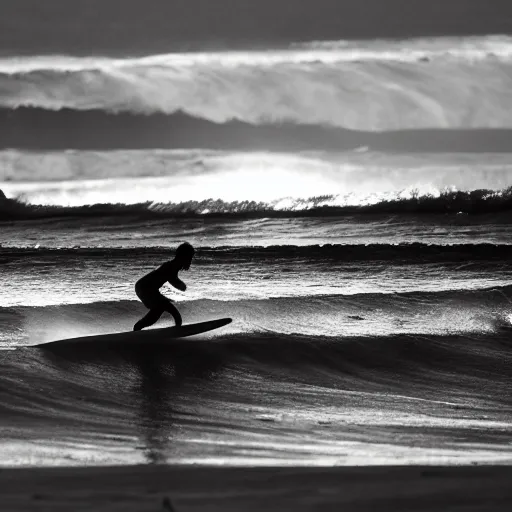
[0,3,511,467]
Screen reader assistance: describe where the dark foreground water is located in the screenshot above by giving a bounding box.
[1,215,512,466]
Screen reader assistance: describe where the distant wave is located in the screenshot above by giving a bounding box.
[2,187,512,221]
[2,108,512,152]
[5,36,512,72]
[5,287,512,361]
[2,36,512,130]
[3,147,512,186]
[3,244,512,264]
[3,149,512,214]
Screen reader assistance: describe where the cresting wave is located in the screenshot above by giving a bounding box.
[2,36,512,130]
[5,36,512,73]
[2,291,512,387]
[294,36,512,58]
[2,187,512,220]
[3,148,512,184]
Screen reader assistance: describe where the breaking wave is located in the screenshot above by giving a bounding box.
[2,36,512,130]
[2,187,512,221]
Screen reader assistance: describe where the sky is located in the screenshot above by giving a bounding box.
[1,0,512,55]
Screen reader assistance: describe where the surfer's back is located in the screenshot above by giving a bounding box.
[136,260,179,291]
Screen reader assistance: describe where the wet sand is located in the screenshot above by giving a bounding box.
[1,465,511,511]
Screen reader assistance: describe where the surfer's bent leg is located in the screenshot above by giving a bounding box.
[134,308,164,331]
[163,300,183,327]
[134,288,182,330]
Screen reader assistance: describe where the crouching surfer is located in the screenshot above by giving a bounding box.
[133,242,195,331]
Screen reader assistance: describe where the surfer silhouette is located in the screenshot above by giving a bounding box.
[133,242,195,331]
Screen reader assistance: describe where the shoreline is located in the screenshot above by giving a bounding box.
[1,465,511,511]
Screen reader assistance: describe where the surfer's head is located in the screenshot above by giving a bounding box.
[175,242,195,270]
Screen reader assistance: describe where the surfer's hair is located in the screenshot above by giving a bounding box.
[175,242,195,269]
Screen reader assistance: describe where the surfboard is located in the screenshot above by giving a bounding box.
[36,318,232,348]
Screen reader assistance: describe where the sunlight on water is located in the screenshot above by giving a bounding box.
[0,441,145,467]
[3,151,512,209]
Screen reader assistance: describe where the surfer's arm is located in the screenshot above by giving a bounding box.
[168,276,186,291]
[163,261,186,291]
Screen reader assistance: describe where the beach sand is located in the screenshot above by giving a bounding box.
[1,465,511,511]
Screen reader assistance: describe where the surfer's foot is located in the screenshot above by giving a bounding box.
[133,322,144,331]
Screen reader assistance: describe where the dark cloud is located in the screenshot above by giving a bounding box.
[1,0,512,56]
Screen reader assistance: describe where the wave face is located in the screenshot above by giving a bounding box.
[3,288,512,391]
[2,333,512,466]
[2,36,512,130]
